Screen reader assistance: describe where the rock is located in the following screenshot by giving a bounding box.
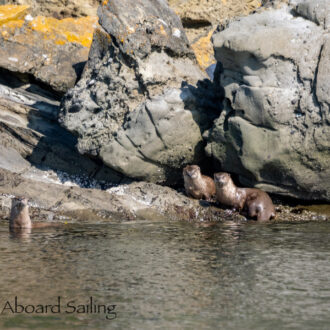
[60,0,221,185]
[295,0,329,30]
[0,167,237,223]
[0,5,98,93]
[169,0,262,41]
[0,4,29,23]
[169,0,264,72]
[206,1,330,202]
[0,0,101,18]
[0,72,327,224]
[0,75,124,182]
[1,165,328,223]
[191,28,217,72]
[0,144,31,173]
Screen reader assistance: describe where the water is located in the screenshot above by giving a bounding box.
[0,220,330,329]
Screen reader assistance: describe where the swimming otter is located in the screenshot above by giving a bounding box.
[183,165,216,201]
[10,197,32,229]
[9,197,60,229]
[214,172,275,221]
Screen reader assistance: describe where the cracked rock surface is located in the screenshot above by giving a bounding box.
[59,0,221,185]
[206,0,330,202]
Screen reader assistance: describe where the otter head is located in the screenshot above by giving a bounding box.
[183,165,201,180]
[214,172,231,187]
[11,197,28,212]
[10,197,31,229]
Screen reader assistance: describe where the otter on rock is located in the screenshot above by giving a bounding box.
[183,165,216,201]
[10,197,60,230]
[214,172,275,222]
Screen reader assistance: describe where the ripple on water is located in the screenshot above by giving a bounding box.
[0,220,330,329]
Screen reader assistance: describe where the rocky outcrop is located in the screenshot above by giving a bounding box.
[0,167,239,223]
[60,0,221,185]
[0,71,124,183]
[169,0,262,41]
[0,5,98,93]
[169,0,265,74]
[0,0,101,18]
[0,63,328,224]
[1,163,329,223]
[206,0,330,202]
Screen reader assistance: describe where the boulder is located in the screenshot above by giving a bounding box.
[0,5,98,93]
[59,0,221,185]
[206,1,330,201]
[0,0,101,18]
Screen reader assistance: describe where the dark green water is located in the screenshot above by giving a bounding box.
[0,220,330,329]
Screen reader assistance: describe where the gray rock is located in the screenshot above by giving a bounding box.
[0,145,31,174]
[206,1,330,201]
[0,80,123,184]
[59,0,221,184]
[294,0,330,29]
[0,167,235,223]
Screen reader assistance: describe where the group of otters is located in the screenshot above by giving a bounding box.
[9,167,275,231]
[183,166,275,222]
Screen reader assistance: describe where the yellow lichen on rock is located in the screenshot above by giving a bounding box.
[0,5,99,48]
[28,16,99,47]
[0,19,24,39]
[191,28,216,71]
[0,5,29,25]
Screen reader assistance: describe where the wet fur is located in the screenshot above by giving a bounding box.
[214,172,275,221]
[10,198,32,229]
[10,198,61,229]
[183,165,216,201]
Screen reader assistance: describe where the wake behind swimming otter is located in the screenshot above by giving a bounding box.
[214,172,275,222]
[183,165,216,201]
[10,197,61,230]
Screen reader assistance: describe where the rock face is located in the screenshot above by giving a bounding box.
[0,0,101,18]
[0,67,125,183]
[0,5,98,93]
[60,0,220,185]
[169,0,264,74]
[206,0,330,202]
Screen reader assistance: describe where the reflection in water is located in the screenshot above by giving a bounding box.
[0,220,330,329]
[9,227,32,240]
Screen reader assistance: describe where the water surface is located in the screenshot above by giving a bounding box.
[0,220,330,329]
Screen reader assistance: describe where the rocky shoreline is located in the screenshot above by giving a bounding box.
[0,0,329,225]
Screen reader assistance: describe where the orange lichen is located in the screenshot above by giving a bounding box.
[102,0,109,6]
[0,5,29,25]
[191,28,217,71]
[0,19,24,39]
[158,24,167,37]
[28,16,99,47]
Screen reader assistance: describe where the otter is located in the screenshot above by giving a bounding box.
[183,165,216,201]
[10,197,32,229]
[10,197,61,230]
[214,172,275,221]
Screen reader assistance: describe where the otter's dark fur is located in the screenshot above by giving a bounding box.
[214,172,275,221]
